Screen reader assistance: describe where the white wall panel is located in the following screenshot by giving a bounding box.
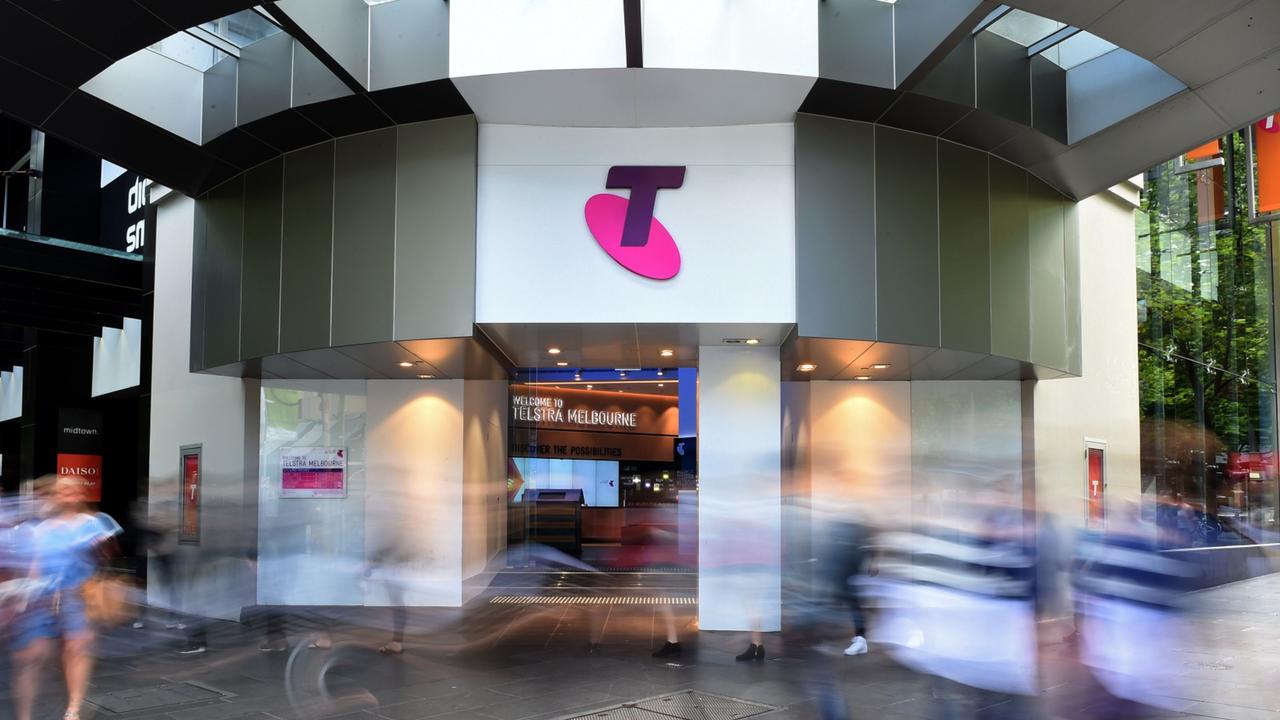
[476,124,796,324]
[449,0,626,77]
[643,0,818,77]
[91,317,142,397]
[698,346,781,632]
[83,50,204,145]
[0,367,21,423]
[1035,189,1140,525]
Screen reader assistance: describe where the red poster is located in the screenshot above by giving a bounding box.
[1257,116,1280,215]
[56,453,102,502]
[1087,447,1105,528]
[180,451,200,543]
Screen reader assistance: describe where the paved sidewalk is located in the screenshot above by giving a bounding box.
[1,572,1279,720]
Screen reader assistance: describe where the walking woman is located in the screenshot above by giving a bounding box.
[11,475,121,720]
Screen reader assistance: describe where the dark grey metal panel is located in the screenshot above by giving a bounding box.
[976,32,1030,126]
[279,142,335,353]
[875,127,939,347]
[292,42,352,108]
[393,116,477,340]
[1030,56,1067,144]
[331,127,396,347]
[237,31,293,125]
[938,142,991,355]
[203,177,244,369]
[914,34,977,107]
[239,157,283,360]
[819,0,895,89]
[794,114,876,341]
[370,0,450,91]
[894,0,986,88]
[190,198,208,372]
[1063,201,1082,375]
[202,55,237,144]
[988,158,1029,362]
[1028,177,1067,370]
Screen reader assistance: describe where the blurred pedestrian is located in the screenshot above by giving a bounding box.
[11,475,121,720]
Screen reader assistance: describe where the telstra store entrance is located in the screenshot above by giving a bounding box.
[502,366,698,590]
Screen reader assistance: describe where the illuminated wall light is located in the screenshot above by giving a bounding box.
[869,363,891,370]
[556,361,569,366]
[416,374,434,379]
[854,375,872,381]
[398,361,413,367]
[745,338,760,345]
[586,384,593,389]
[574,373,582,381]
[658,383,665,387]
[797,363,817,372]
[660,349,674,357]
[547,347,561,355]
[656,370,664,376]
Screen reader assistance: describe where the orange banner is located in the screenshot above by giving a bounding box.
[1186,139,1220,161]
[1258,117,1280,215]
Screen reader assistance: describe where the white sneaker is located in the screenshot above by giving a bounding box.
[843,636,868,656]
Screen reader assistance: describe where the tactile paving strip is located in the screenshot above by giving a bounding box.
[87,681,229,713]
[564,691,776,720]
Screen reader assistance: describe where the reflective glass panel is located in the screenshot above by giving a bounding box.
[986,9,1064,46]
[1042,31,1119,69]
[148,31,222,71]
[199,8,282,48]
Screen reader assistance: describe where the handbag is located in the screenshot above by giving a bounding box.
[81,573,136,626]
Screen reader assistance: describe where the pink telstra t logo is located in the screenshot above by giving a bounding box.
[584,166,686,280]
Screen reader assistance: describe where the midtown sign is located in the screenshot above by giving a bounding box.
[584,166,685,280]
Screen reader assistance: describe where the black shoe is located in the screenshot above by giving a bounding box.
[652,641,682,658]
[735,644,765,662]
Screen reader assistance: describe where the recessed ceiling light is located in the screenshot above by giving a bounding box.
[854,375,872,381]
[619,371,627,378]
[586,384,593,389]
[745,338,761,345]
[574,373,582,381]
[660,349,674,357]
[658,383,665,387]
[556,361,569,366]
[870,363,891,370]
[416,374,434,379]
[547,347,561,355]
[797,363,817,372]
[398,361,413,367]
[656,370,664,376]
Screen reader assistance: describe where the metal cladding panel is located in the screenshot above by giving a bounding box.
[237,31,294,126]
[976,31,1031,127]
[190,199,208,372]
[240,158,284,360]
[277,0,370,87]
[1066,49,1184,144]
[875,127,939,348]
[1063,200,1082,375]
[938,142,991,355]
[202,177,245,369]
[331,127,397,347]
[370,0,450,91]
[818,0,894,89]
[1030,55,1067,144]
[988,158,1030,362]
[393,116,477,341]
[291,43,352,108]
[794,114,876,341]
[203,56,238,145]
[279,142,335,353]
[1028,177,1068,370]
[893,0,986,86]
[913,34,977,107]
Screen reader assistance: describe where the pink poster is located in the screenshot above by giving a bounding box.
[281,447,347,498]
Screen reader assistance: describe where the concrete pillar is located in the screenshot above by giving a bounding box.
[697,346,781,632]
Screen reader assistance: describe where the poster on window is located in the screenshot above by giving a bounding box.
[179,445,201,544]
[281,447,347,498]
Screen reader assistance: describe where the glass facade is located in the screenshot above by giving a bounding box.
[1137,130,1279,547]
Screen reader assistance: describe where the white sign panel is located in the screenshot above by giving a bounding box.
[280,447,348,498]
[475,123,797,324]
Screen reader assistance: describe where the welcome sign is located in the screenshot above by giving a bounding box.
[509,385,677,436]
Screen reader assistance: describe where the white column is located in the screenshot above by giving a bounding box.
[697,346,781,632]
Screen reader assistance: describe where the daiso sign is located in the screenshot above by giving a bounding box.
[584,166,686,280]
